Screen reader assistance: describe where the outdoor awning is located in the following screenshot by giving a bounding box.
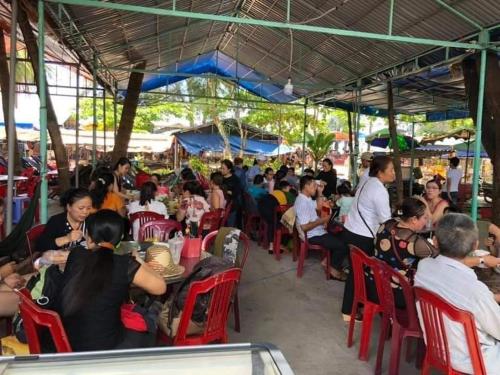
[57,129,173,153]
[176,133,294,156]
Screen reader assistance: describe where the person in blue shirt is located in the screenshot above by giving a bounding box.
[233,157,248,192]
[248,175,267,201]
[247,156,266,184]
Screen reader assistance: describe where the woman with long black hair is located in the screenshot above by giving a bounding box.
[58,209,166,351]
[90,171,126,216]
[113,157,132,200]
[341,156,395,321]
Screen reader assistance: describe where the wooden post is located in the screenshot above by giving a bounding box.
[111,61,146,166]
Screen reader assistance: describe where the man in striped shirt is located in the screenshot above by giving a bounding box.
[294,176,348,281]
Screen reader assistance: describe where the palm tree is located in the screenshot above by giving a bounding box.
[306,132,335,172]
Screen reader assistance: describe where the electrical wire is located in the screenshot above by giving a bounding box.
[297,0,350,25]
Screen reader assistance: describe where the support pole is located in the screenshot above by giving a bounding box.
[347,110,355,183]
[103,90,107,154]
[113,82,118,139]
[6,0,18,234]
[388,0,395,35]
[75,65,80,187]
[92,54,97,168]
[471,44,488,221]
[464,131,471,183]
[301,98,308,174]
[409,121,416,196]
[353,83,362,187]
[38,0,49,223]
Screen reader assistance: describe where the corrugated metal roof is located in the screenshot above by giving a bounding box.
[33,0,500,115]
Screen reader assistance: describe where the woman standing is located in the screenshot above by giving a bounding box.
[341,155,395,321]
[113,157,131,200]
[221,159,242,227]
[36,188,93,253]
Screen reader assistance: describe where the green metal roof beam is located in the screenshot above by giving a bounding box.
[433,0,483,31]
[46,0,484,50]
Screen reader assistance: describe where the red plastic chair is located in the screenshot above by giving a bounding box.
[347,246,386,362]
[130,211,164,229]
[201,230,250,333]
[173,268,242,346]
[15,288,72,354]
[26,224,46,266]
[243,192,260,235]
[414,287,487,375]
[138,219,181,242]
[198,210,223,238]
[272,204,298,261]
[376,262,424,375]
[296,224,331,280]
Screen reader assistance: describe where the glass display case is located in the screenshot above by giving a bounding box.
[0,343,294,375]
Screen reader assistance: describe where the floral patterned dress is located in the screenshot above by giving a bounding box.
[374,219,437,307]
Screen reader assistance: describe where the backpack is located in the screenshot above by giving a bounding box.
[168,256,232,325]
[13,265,64,344]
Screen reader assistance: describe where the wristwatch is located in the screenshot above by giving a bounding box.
[479,257,485,266]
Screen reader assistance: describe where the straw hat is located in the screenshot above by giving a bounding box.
[145,245,185,278]
[361,152,373,161]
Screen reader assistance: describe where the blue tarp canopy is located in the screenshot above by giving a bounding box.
[141,51,297,103]
[176,133,294,156]
[317,63,472,122]
[0,122,33,129]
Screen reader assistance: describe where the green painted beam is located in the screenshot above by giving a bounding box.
[46,0,484,50]
[38,0,49,223]
[434,0,483,31]
[388,0,395,35]
[470,31,489,221]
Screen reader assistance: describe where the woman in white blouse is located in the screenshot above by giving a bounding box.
[128,182,168,240]
[341,155,395,321]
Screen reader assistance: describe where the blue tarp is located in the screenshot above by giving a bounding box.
[141,51,297,103]
[0,122,33,129]
[176,133,294,156]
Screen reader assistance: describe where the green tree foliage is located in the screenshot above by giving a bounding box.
[78,93,188,132]
[416,118,474,136]
[306,132,335,171]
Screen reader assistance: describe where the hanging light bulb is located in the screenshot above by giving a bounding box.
[284,77,294,96]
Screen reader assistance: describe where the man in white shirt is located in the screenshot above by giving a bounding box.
[446,157,463,205]
[415,214,500,374]
[294,176,348,280]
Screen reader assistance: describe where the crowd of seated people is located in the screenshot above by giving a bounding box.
[2,151,500,371]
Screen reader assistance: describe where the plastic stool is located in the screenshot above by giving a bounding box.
[13,195,30,224]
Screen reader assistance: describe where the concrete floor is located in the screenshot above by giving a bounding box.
[229,243,420,375]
